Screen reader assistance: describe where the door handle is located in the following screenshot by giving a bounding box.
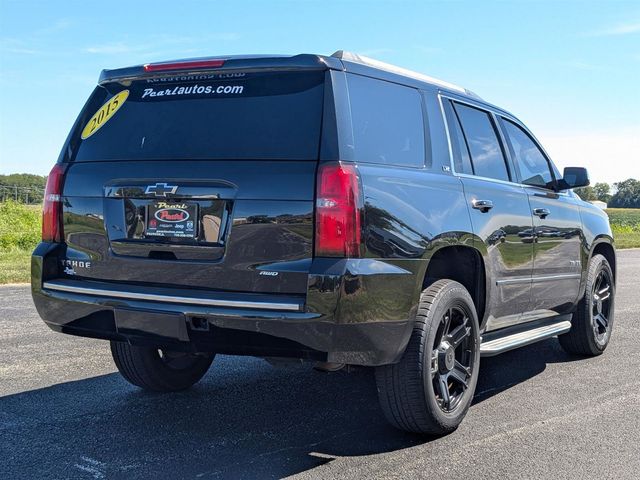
[472,199,494,213]
[533,208,551,219]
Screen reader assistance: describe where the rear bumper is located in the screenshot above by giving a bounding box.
[31,245,422,366]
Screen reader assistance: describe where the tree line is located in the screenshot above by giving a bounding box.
[0,174,46,204]
[575,178,640,208]
[1,173,639,208]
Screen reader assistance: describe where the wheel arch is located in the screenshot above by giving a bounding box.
[422,243,488,327]
[591,236,616,282]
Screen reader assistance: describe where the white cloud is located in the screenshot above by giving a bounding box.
[83,33,240,56]
[562,60,601,71]
[84,42,140,55]
[591,20,640,36]
[413,46,443,55]
[358,48,394,57]
[537,126,640,184]
[35,19,72,36]
[0,38,39,55]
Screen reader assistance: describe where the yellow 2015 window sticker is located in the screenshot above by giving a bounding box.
[81,90,129,139]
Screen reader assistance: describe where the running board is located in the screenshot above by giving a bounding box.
[480,319,572,357]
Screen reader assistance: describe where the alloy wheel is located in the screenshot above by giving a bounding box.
[429,306,475,412]
[591,269,613,345]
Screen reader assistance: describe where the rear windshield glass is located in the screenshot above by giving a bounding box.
[72,71,324,161]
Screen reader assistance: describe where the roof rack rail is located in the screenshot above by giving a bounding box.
[331,50,481,99]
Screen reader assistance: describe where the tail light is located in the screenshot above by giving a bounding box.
[42,163,66,242]
[315,163,362,257]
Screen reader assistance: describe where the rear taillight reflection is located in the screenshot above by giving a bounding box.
[315,163,362,257]
[42,163,65,242]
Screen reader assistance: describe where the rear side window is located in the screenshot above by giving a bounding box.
[501,118,554,188]
[73,71,325,161]
[347,74,425,168]
[452,102,510,182]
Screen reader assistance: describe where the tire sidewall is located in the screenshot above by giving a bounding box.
[421,282,480,429]
[581,254,615,353]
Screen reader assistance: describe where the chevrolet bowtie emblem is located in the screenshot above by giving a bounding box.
[145,183,178,197]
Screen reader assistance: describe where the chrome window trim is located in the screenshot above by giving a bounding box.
[437,92,456,174]
[438,92,515,184]
[437,92,572,196]
[42,281,303,312]
[496,112,560,175]
[497,115,565,192]
[456,172,527,189]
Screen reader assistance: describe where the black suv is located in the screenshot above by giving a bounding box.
[32,51,616,435]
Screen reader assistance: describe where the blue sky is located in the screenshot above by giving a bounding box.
[0,0,638,183]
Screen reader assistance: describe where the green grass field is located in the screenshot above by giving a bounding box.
[607,208,640,249]
[0,202,40,284]
[0,247,32,284]
[0,202,638,284]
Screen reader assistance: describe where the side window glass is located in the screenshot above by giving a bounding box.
[502,119,555,188]
[443,100,473,175]
[347,74,426,168]
[453,102,510,182]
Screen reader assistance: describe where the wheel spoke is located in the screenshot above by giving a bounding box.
[594,313,608,329]
[597,284,611,301]
[448,317,470,348]
[450,361,470,389]
[442,308,452,336]
[594,273,604,293]
[430,349,439,376]
[438,375,451,409]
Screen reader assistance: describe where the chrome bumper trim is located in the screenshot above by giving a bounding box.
[42,281,302,312]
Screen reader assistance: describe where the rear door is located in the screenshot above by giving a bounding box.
[442,98,534,330]
[498,117,583,315]
[59,70,328,295]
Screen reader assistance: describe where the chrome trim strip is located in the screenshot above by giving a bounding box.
[496,273,581,286]
[437,93,456,174]
[531,273,581,284]
[42,281,302,312]
[480,320,572,356]
[438,92,569,194]
[495,277,531,286]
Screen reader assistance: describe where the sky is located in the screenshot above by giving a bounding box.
[0,0,639,184]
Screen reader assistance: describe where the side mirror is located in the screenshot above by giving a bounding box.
[558,167,590,190]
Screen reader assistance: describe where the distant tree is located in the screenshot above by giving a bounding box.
[609,178,640,208]
[0,173,46,204]
[593,182,612,204]
[574,185,596,201]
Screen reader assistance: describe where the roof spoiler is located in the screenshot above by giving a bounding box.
[99,53,342,84]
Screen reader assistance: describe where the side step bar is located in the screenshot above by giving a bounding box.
[480,318,572,357]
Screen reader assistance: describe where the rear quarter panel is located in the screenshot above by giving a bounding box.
[356,165,473,313]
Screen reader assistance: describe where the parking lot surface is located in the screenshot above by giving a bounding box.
[1,250,639,479]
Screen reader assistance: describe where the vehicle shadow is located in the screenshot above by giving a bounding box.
[1,338,584,479]
[474,337,583,404]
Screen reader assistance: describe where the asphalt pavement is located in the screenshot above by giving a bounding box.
[1,249,639,479]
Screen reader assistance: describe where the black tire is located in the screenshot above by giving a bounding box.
[375,279,480,435]
[110,341,214,392]
[559,254,615,356]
